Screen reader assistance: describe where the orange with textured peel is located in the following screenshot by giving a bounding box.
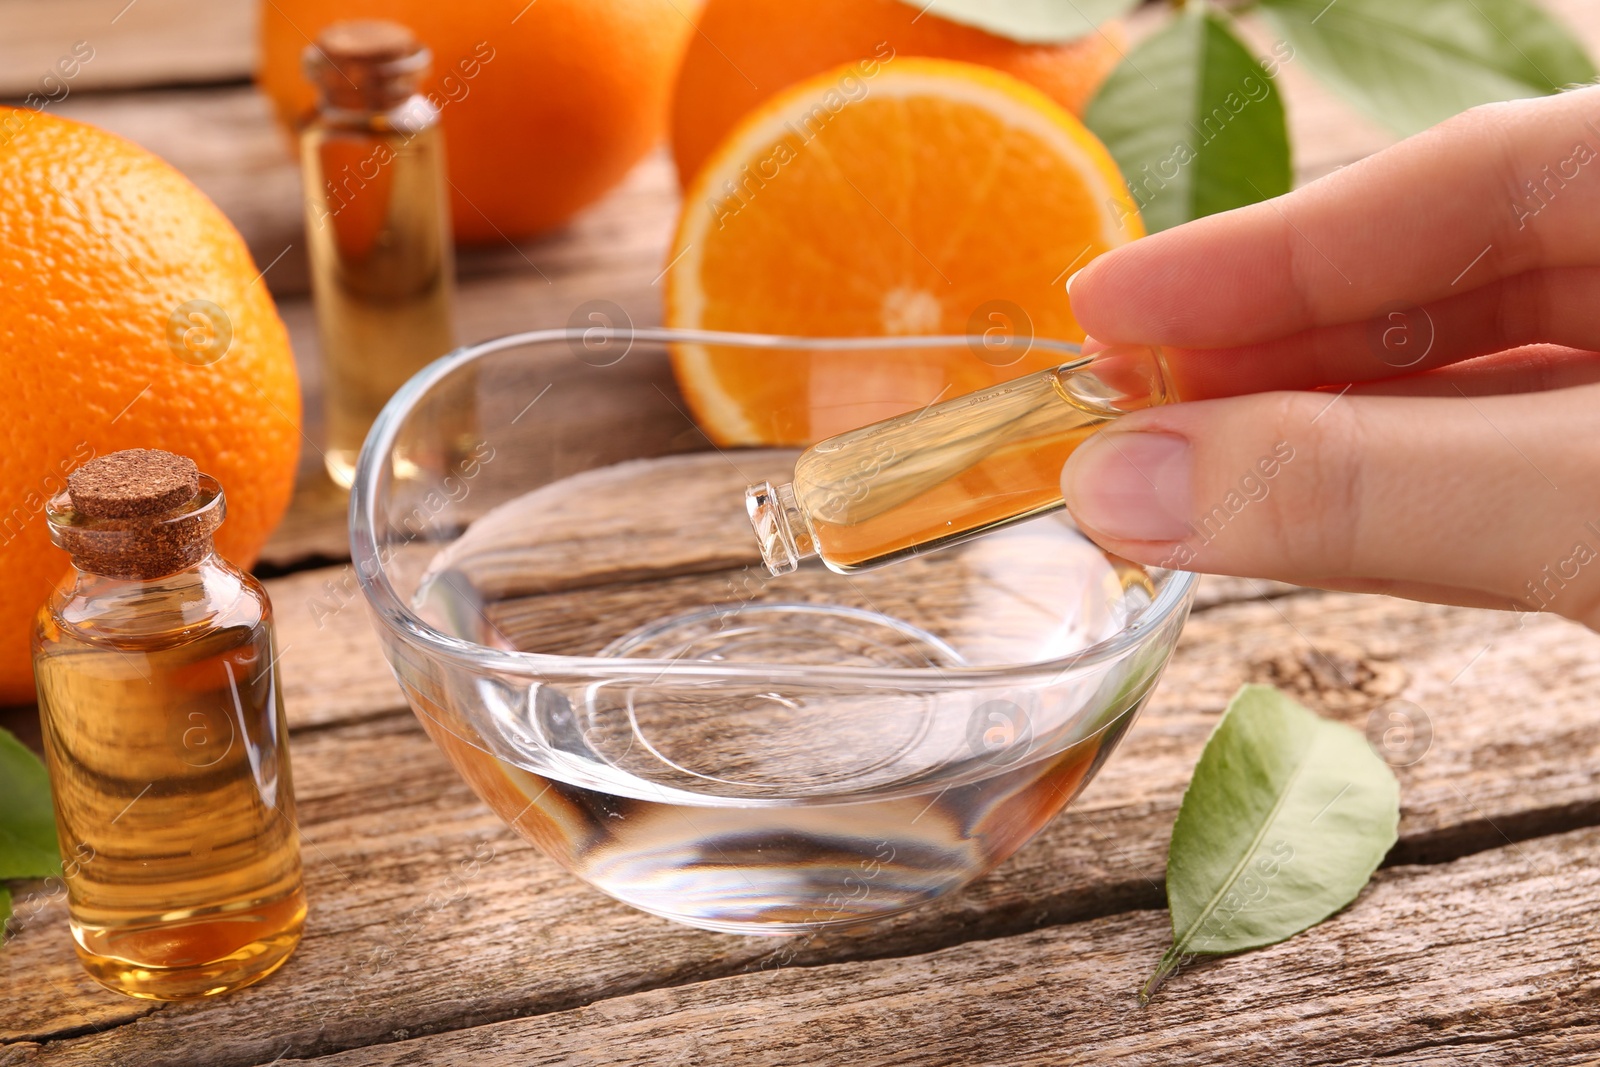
[664,58,1142,445]
[670,0,1126,186]
[258,0,696,242]
[0,109,301,702]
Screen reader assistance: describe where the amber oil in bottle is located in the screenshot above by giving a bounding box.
[301,20,463,487]
[748,344,1175,574]
[32,449,304,1000]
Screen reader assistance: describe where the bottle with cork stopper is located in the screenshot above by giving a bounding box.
[301,18,472,488]
[32,449,305,1000]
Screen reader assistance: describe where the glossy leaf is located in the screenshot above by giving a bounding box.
[0,727,59,881]
[894,0,1141,44]
[1085,6,1292,232]
[1143,685,1399,1003]
[1260,0,1597,137]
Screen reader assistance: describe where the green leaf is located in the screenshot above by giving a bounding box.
[0,886,10,927]
[1084,5,1292,232]
[0,727,60,881]
[1260,0,1597,137]
[1143,684,1399,1003]
[893,0,1141,44]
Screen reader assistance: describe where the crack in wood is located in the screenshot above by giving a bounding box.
[0,1005,162,1049]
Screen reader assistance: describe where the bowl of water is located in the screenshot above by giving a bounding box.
[350,327,1196,934]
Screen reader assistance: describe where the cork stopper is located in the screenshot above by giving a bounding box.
[49,449,225,581]
[305,20,431,112]
[67,449,199,520]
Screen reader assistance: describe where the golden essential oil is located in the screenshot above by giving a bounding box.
[33,449,304,1000]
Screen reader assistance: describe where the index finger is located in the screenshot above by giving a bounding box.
[1068,86,1600,349]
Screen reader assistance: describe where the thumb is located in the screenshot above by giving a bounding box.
[1059,384,1600,626]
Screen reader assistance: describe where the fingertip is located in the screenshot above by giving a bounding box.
[1069,204,1311,348]
[1060,429,1193,544]
[1065,255,1111,296]
[1064,257,1112,336]
[1067,239,1171,342]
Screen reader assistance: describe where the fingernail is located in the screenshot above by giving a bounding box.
[1065,268,1085,295]
[1062,431,1193,542]
[1079,335,1108,357]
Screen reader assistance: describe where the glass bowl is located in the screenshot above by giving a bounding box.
[350,327,1196,934]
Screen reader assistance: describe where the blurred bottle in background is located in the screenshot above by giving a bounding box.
[300,20,467,489]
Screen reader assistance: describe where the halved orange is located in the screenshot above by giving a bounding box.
[664,57,1143,446]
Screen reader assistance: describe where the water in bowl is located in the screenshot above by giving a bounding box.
[404,451,1162,933]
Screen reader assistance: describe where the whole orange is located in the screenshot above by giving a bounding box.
[670,0,1127,186]
[0,109,301,703]
[258,0,696,243]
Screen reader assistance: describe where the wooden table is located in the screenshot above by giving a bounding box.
[6,3,1600,1064]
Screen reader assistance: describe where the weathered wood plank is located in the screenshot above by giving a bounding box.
[246,824,1600,1066]
[12,817,1600,1066]
[5,581,1600,1066]
[0,0,253,97]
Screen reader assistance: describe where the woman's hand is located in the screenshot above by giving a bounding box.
[1060,86,1600,626]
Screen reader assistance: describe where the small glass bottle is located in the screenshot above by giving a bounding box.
[300,19,461,488]
[33,449,305,1000]
[747,344,1175,575]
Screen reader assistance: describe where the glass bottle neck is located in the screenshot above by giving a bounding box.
[1052,343,1176,414]
[51,552,262,649]
[46,476,226,581]
[308,93,439,136]
[746,482,816,576]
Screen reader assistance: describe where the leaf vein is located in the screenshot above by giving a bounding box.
[1169,730,1319,962]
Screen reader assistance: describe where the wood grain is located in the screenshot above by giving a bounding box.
[10,804,1600,1065]
[6,580,1600,1066]
[238,825,1600,1065]
[0,0,253,97]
